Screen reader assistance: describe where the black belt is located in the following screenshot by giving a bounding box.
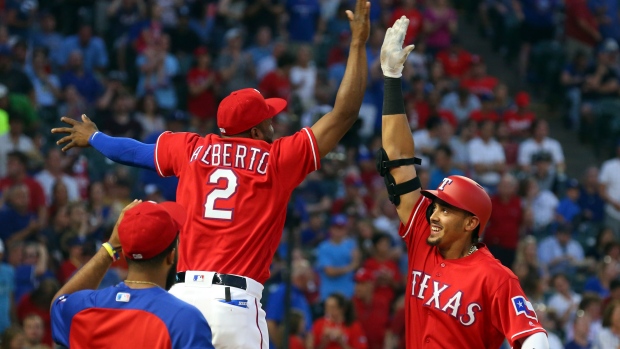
[175,272,247,290]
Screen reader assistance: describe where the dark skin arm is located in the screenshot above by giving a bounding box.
[310,0,370,158]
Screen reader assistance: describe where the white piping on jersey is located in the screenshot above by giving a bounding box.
[402,197,425,239]
[302,128,318,171]
[155,131,168,177]
[510,327,545,340]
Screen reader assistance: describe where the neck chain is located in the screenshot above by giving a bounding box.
[124,280,160,288]
[466,245,478,257]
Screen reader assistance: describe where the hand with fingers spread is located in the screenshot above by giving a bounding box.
[346,0,371,45]
[381,16,416,78]
[51,114,99,152]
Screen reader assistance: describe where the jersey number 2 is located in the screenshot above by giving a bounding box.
[204,169,238,220]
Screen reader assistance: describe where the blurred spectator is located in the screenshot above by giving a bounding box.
[439,85,481,123]
[484,173,523,267]
[135,34,179,110]
[599,141,620,237]
[0,151,46,223]
[594,300,620,348]
[316,215,360,301]
[189,2,217,47]
[0,46,33,97]
[564,0,600,60]
[352,268,389,349]
[0,240,14,335]
[536,305,564,348]
[0,326,26,349]
[584,257,619,298]
[590,0,620,43]
[167,6,200,73]
[5,0,38,39]
[561,51,590,131]
[281,310,306,349]
[59,23,109,73]
[40,206,69,262]
[332,175,372,218]
[460,56,499,98]
[217,28,256,96]
[0,185,39,245]
[496,122,520,171]
[413,116,443,164]
[56,237,84,285]
[26,48,62,120]
[135,93,166,141]
[514,0,558,79]
[291,45,317,110]
[23,314,49,349]
[586,227,617,262]
[361,233,401,306]
[0,114,36,178]
[579,166,605,224]
[518,119,565,173]
[467,119,506,191]
[428,144,464,189]
[492,83,512,117]
[58,84,89,121]
[530,151,564,195]
[564,313,593,349]
[285,0,321,44]
[300,213,327,248]
[548,273,582,332]
[308,293,367,349]
[503,91,536,140]
[32,13,64,71]
[259,52,295,103]
[106,0,147,72]
[391,0,423,45]
[266,259,314,349]
[604,279,620,310]
[100,92,142,139]
[59,51,103,105]
[14,242,52,304]
[538,224,585,275]
[423,0,458,54]
[469,94,499,123]
[46,180,69,223]
[35,149,80,206]
[16,278,58,347]
[523,177,559,236]
[556,179,582,224]
[435,38,473,79]
[186,47,218,133]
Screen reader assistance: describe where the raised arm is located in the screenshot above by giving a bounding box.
[380,17,420,225]
[311,0,370,158]
[51,114,156,171]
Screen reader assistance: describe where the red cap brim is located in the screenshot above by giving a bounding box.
[421,190,475,216]
[265,98,287,118]
[158,201,187,230]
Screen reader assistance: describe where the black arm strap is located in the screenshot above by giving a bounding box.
[376,148,422,176]
[376,148,423,205]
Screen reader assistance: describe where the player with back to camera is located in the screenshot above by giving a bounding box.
[50,1,370,348]
[376,17,549,348]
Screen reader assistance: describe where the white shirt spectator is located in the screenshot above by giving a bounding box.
[518,137,565,168]
[290,64,317,110]
[35,170,81,205]
[0,134,35,178]
[548,292,582,320]
[593,327,620,349]
[538,236,584,266]
[529,190,559,229]
[440,92,481,123]
[599,157,620,220]
[467,137,505,186]
[413,129,438,167]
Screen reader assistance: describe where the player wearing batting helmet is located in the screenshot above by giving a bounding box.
[50,200,214,349]
[50,0,371,347]
[376,17,549,348]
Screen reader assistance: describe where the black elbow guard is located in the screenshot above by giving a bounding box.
[375,148,422,206]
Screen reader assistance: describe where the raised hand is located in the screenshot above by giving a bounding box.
[51,114,99,152]
[109,199,142,248]
[380,16,416,78]
[346,0,371,45]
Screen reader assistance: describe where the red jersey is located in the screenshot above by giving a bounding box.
[17,294,53,346]
[391,9,423,44]
[565,0,598,46]
[362,257,401,304]
[470,109,500,123]
[186,68,218,120]
[484,196,523,250]
[461,76,499,97]
[436,49,473,78]
[398,196,546,348]
[154,128,319,283]
[311,318,368,349]
[258,71,291,104]
[353,296,391,349]
[0,177,45,214]
[504,110,536,138]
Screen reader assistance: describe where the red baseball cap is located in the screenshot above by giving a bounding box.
[118,201,186,260]
[217,88,287,135]
[515,91,530,107]
[354,268,375,283]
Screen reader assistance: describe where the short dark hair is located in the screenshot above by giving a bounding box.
[126,236,178,269]
[277,52,296,69]
[603,300,620,327]
[435,144,453,158]
[7,151,28,167]
[327,293,356,326]
[371,232,392,247]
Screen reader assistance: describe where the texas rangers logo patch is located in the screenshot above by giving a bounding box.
[511,296,537,321]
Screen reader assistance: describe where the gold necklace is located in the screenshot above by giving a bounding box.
[124,280,160,288]
[466,245,478,257]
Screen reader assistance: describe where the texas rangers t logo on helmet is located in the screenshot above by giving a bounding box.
[511,296,538,321]
[438,178,453,191]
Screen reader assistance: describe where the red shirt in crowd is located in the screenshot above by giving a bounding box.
[565,0,599,46]
[0,177,46,214]
[289,335,305,349]
[389,307,406,349]
[503,109,536,138]
[57,260,79,285]
[362,258,401,305]
[436,49,473,78]
[259,71,291,108]
[390,8,423,44]
[311,318,368,349]
[460,76,499,97]
[17,294,53,346]
[353,296,391,349]
[484,195,523,250]
[186,68,218,120]
[469,109,500,123]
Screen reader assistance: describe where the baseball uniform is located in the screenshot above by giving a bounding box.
[399,195,547,348]
[51,282,214,349]
[156,127,319,348]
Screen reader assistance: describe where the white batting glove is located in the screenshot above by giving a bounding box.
[380,16,416,78]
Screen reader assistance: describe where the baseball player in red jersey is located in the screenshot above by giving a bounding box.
[51,1,370,347]
[377,18,549,348]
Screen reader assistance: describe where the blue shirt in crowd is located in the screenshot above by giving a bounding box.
[316,237,357,300]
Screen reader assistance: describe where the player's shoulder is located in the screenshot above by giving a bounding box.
[478,246,519,281]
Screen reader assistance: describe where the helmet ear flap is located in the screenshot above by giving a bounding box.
[425,202,434,223]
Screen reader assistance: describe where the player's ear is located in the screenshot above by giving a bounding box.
[250,127,262,140]
[464,215,479,233]
[166,248,176,266]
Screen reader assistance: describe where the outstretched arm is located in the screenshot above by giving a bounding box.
[311,0,370,158]
[51,114,156,171]
[380,17,420,225]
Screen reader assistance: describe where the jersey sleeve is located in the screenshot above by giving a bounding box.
[50,291,94,347]
[490,277,547,348]
[154,131,201,177]
[398,195,431,247]
[271,127,320,190]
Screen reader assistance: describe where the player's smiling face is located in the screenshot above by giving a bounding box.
[427,201,475,249]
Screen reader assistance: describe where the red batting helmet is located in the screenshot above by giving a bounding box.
[421,176,492,232]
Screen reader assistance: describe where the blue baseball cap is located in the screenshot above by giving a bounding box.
[566,178,580,189]
[331,214,348,227]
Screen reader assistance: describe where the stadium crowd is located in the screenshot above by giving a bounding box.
[0,0,619,348]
